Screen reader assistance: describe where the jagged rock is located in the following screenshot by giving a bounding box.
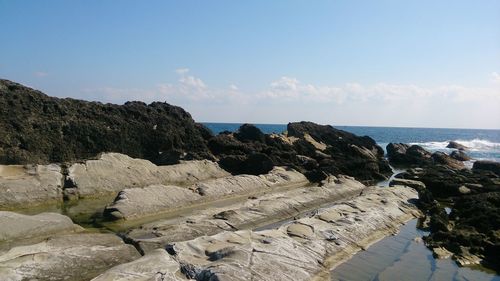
[0,164,63,209]
[234,124,266,143]
[68,153,229,198]
[0,212,83,250]
[450,150,471,161]
[473,160,500,176]
[0,79,212,165]
[91,249,184,281]
[386,143,432,167]
[103,167,307,220]
[446,141,468,150]
[0,233,141,281]
[431,151,465,170]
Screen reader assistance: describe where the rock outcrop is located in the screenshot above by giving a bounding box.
[0,164,63,209]
[91,249,183,281]
[450,150,471,161]
[473,160,500,176]
[125,175,365,253]
[103,167,307,220]
[0,79,213,165]
[68,153,229,198]
[446,141,468,150]
[0,233,141,281]
[209,122,391,183]
[0,211,83,250]
[95,186,419,281]
[386,143,432,167]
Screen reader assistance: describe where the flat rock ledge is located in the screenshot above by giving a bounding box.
[126,175,365,253]
[68,152,230,198]
[0,164,63,209]
[0,211,83,250]
[96,186,420,281]
[0,233,141,281]
[0,153,229,209]
[104,166,308,220]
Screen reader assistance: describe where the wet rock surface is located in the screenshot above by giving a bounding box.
[391,144,500,271]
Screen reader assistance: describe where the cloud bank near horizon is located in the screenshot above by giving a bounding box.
[78,68,500,129]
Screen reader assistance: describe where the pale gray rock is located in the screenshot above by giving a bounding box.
[68,153,229,198]
[389,178,426,190]
[126,175,365,253]
[0,211,83,250]
[0,233,141,281]
[0,164,63,209]
[104,166,308,220]
[165,186,420,281]
[112,186,418,281]
[91,249,184,281]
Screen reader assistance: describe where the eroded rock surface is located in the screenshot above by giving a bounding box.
[0,212,83,250]
[125,175,365,253]
[0,164,63,209]
[68,153,229,198]
[91,249,184,281]
[0,233,141,281]
[103,167,307,220]
[133,186,419,281]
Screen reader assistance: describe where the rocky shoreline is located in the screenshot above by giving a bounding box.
[1,79,499,280]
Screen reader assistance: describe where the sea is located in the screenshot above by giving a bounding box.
[203,123,500,163]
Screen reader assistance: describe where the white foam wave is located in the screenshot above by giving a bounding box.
[410,139,500,152]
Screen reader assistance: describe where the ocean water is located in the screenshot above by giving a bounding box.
[202,123,500,162]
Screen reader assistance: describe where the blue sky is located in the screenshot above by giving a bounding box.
[1,0,499,128]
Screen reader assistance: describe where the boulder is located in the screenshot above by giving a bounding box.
[0,164,63,209]
[386,143,432,167]
[0,233,141,281]
[473,160,500,176]
[446,141,468,150]
[234,124,266,143]
[219,153,274,175]
[68,153,229,198]
[450,150,471,161]
[431,151,465,170]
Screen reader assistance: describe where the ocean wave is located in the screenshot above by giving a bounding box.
[409,139,500,152]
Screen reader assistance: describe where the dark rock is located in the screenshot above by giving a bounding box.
[450,150,471,161]
[446,141,468,150]
[431,151,465,170]
[219,153,274,175]
[234,124,265,143]
[473,160,500,176]
[0,79,212,165]
[386,143,432,167]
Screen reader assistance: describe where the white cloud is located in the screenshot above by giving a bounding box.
[491,72,500,84]
[79,70,500,128]
[175,68,190,75]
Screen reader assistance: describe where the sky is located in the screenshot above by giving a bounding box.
[0,0,499,129]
